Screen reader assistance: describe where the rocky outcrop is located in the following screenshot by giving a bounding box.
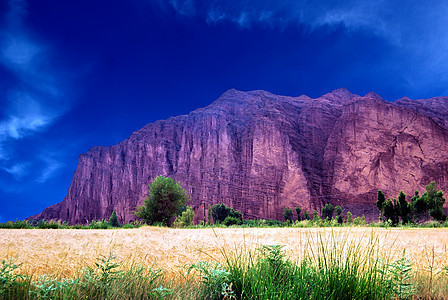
[30,89,448,224]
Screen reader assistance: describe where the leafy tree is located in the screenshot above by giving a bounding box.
[134,176,189,226]
[303,210,310,220]
[410,182,447,222]
[337,215,343,225]
[321,203,334,220]
[211,204,242,224]
[383,198,400,226]
[295,205,302,221]
[346,211,353,224]
[108,210,121,227]
[312,210,319,222]
[423,181,446,222]
[377,190,386,212]
[424,182,447,222]
[283,207,294,222]
[411,191,427,221]
[397,191,411,224]
[173,206,195,228]
[335,205,343,216]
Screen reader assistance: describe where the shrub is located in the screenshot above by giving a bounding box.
[353,215,367,226]
[88,220,111,229]
[211,204,242,224]
[173,206,195,228]
[37,220,61,229]
[188,261,233,300]
[0,258,26,296]
[243,219,283,227]
[321,203,334,220]
[292,220,312,228]
[222,216,243,226]
[282,207,294,222]
[303,210,310,220]
[0,221,13,229]
[0,220,33,229]
[380,250,415,299]
[346,211,353,224]
[312,210,320,222]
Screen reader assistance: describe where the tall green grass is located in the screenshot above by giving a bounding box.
[216,231,393,300]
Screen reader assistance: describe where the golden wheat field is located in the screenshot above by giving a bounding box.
[1,227,447,279]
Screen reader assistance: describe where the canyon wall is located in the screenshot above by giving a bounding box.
[30,88,448,224]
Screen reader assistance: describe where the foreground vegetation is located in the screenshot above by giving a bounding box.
[1,229,447,299]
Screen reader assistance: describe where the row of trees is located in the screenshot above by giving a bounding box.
[376,181,446,225]
[133,176,244,227]
[282,203,345,224]
[131,176,446,227]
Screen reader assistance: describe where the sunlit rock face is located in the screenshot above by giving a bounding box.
[30,89,448,224]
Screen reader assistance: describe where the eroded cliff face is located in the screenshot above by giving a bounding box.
[30,89,448,224]
[323,93,448,217]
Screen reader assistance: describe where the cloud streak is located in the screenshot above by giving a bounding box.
[0,0,70,181]
[153,0,448,96]
[3,162,29,180]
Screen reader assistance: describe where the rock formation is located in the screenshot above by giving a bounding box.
[30,88,448,224]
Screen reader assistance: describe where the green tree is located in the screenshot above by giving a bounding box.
[383,198,399,226]
[335,205,343,216]
[423,182,447,222]
[377,190,386,212]
[312,210,320,222]
[397,191,411,224]
[134,176,189,226]
[321,203,334,220]
[173,206,195,228]
[283,207,294,222]
[211,204,242,224]
[295,205,302,221]
[411,191,427,221]
[108,210,121,227]
[303,210,310,220]
[411,182,447,222]
[346,211,353,224]
[337,215,343,225]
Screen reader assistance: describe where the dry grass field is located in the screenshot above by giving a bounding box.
[1,227,447,279]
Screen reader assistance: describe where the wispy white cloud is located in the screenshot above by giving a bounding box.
[152,0,448,96]
[3,162,29,180]
[169,0,195,16]
[36,156,64,183]
[0,91,53,140]
[0,0,71,181]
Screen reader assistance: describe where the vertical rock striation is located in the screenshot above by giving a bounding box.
[30,89,448,224]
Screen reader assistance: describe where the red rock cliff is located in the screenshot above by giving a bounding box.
[30,89,448,224]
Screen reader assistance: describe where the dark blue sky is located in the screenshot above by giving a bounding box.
[0,0,447,222]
